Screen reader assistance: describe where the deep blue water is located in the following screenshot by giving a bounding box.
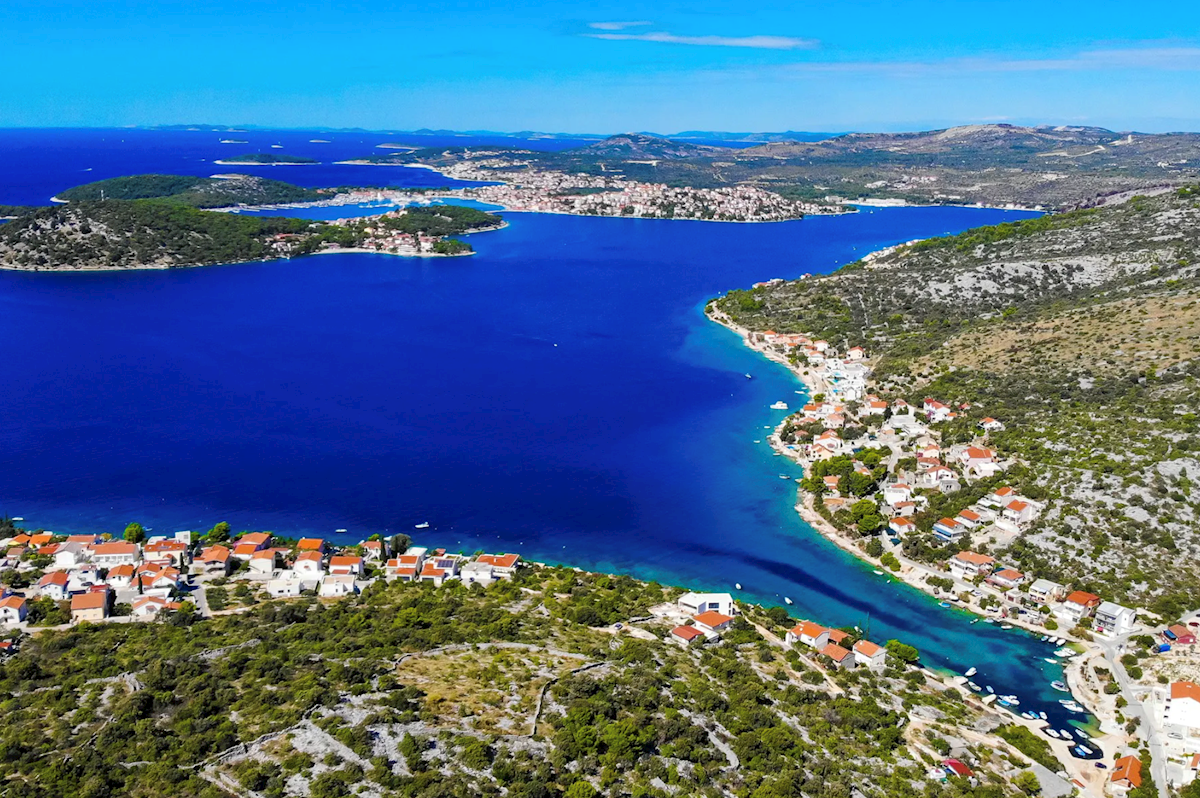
[0,129,1087,732]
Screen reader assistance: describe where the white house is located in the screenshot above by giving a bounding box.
[293,551,326,578]
[889,517,917,536]
[266,578,303,598]
[949,551,995,581]
[980,417,1005,432]
[194,545,232,576]
[692,611,735,637]
[0,595,28,625]
[1094,601,1138,637]
[386,553,424,581]
[248,549,279,576]
[319,575,358,598]
[143,539,188,567]
[460,560,497,585]
[933,517,965,542]
[328,555,363,577]
[54,541,91,570]
[987,568,1025,591]
[787,621,830,650]
[1002,499,1037,525]
[1160,682,1200,757]
[883,483,913,507]
[1058,591,1101,624]
[1028,578,1064,605]
[853,639,887,671]
[677,592,736,617]
[90,541,140,568]
[106,564,136,590]
[36,571,71,601]
[923,399,953,422]
[476,553,521,578]
[132,596,181,618]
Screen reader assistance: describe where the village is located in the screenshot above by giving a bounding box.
[709,312,1200,796]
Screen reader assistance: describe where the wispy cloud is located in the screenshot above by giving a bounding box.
[587,30,817,50]
[781,46,1200,75]
[587,21,652,31]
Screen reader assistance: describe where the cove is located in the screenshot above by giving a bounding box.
[0,195,1086,725]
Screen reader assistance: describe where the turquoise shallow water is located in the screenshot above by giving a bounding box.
[0,128,1087,733]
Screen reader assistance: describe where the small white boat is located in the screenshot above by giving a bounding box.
[770,401,789,410]
[984,618,996,624]
[986,685,995,694]
[744,373,753,379]
[1051,680,1069,692]
[778,474,790,479]
[735,583,742,590]
[335,528,347,533]
[967,681,981,691]
[1001,624,1013,630]
[784,597,793,605]
[271,144,283,148]
[965,667,977,677]
[1076,744,1093,755]
[1046,729,1060,739]
[11,517,23,521]
[1055,637,1067,645]
[753,440,761,443]
[1054,648,1072,657]
[1045,658,1059,664]
[873,569,884,576]
[1060,729,1073,737]
[1075,730,1089,740]
[414,522,430,529]
[1039,711,1048,720]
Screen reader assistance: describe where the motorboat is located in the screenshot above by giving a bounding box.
[873,570,884,575]
[1002,695,1020,705]
[1075,729,1089,740]
[1044,658,1059,664]
[1001,624,1013,630]
[939,602,951,608]
[779,474,791,479]
[335,528,347,533]
[1054,648,1073,657]
[965,667,977,677]
[986,685,995,694]
[967,681,981,691]
[984,618,996,624]
[770,401,789,410]
[1040,634,1049,642]
[1039,711,1048,720]
[1060,729,1073,738]
[1045,729,1060,738]
[414,522,430,529]
[1051,681,1070,692]
[735,583,742,590]
[745,373,753,379]
[784,597,793,605]
[1076,745,1093,755]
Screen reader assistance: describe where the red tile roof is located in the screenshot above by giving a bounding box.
[1065,591,1100,606]
[821,642,852,662]
[477,553,520,568]
[71,592,108,611]
[693,611,734,628]
[853,640,884,657]
[1171,681,1200,702]
[297,538,325,550]
[671,625,705,642]
[1112,756,1142,788]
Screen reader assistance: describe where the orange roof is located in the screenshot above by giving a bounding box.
[477,553,520,568]
[7,534,31,545]
[964,447,993,459]
[891,517,915,526]
[693,611,734,628]
[38,571,69,587]
[296,551,324,563]
[71,592,108,610]
[30,533,54,546]
[795,621,827,639]
[1065,591,1100,606]
[108,564,136,578]
[994,486,1015,497]
[92,542,137,556]
[251,549,276,560]
[981,417,996,424]
[821,642,852,661]
[0,595,26,610]
[1168,624,1194,639]
[196,545,230,563]
[853,640,884,657]
[671,625,705,641]
[420,563,446,577]
[958,509,981,521]
[145,539,186,552]
[233,543,261,556]
[329,556,362,567]
[827,629,849,644]
[297,538,325,550]
[391,565,418,576]
[1006,500,1029,512]
[1171,681,1200,702]
[238,533,270,546]
[993,568,1024,581]
[67,534,99,544]
[1112,756,1142,788]
[953,551,995,565]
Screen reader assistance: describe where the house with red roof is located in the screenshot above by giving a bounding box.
[293,551,325,578]
[987,568,1025,591]
[853,639,886,670]
[942,759,974,778]
[36,570,71,601]
[670,625,706,645]
[1058,591,1102,624]
[144,539,188,566]
[297,538,327,553]
[1110,756,1142,791]
[132,596,182,618]
[194,545,232,576]
[1164,624,1197,645]
[820,642,855,670]
[0,595,28,625]
[889,517,916,536]
[329,555,363,577]
[692,611,735,636]
[90,541,139,567]
[386,553,424,581]
[949,551,995,581]
[360,539,385,561]
[476,553,521,578]
[787,621,830,650]
[71,590,109,623]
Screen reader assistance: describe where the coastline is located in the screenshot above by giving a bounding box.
[211,160,319,166]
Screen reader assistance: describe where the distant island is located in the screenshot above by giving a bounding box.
[0,175,504,270]
[213,153,319,165]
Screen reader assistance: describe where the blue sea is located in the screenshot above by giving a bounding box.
[0,128,1089,732]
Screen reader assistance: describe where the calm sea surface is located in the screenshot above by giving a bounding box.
[0,129,1087,730]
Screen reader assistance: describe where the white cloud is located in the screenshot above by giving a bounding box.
[780,45,1200,75]
[587,21,652,31]
[587,31,817,50]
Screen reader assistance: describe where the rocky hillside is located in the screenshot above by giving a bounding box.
[713,186,1200,616]
[0,565,1047,798]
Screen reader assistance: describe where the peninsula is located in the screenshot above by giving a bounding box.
[710,184,1200,794]
[0,516,1093,798]
[213,152,320,165]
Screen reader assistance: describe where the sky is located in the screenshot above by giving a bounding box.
[3,0,1200,133]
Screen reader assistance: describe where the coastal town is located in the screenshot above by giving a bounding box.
[708,303,1200,797]
[0,514,1196,797]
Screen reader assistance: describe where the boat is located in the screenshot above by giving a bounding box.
[744,373,753,379]
[271,144,284,148]
[999,699,1013,707]
[1095,762,1107,769]
[1060,729,1073,738]
[1055,637,1067,645]
[778,474,791,479]
[753,440,761,443]
[1054,648,1072,657]
[735,583,742,590]
[770,401,789,410]
[335,528,347,533]
[965,667,977,677]
[1045,729,1060,738]
[970,618,980,624]
[784,597,793,605]
[1075,730,1089,740]
[1051,681,1069,692]
[1045,658,1059,664]
[11,517,23,521]
[939,601,951,608]
[967,681,981,691]
[1039,711,1048,720]
[986,685,995,694]
[1002,695,1020,705]
[414,522,430,529]
[1076,744,1093,756]
[984,618,996,624]
[1001,624,1013,630]
[1040,634,1049,642]
[873,569,884,576]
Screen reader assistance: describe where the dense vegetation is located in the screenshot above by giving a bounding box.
[0,566,1038,798]
[712,187,1200,611]
[57,174,325,208]
[372,205,500,236]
